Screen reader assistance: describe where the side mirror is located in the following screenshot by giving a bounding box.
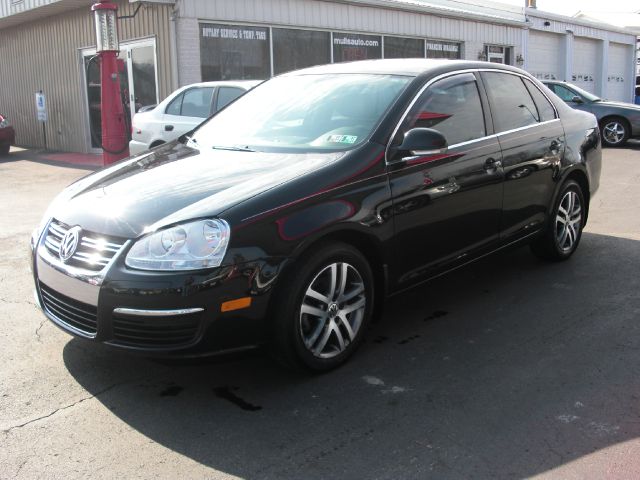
[571,95,584,104]
[395,128,448,160]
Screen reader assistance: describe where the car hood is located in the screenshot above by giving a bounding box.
[594,100,640,112]
[52,141,344,239]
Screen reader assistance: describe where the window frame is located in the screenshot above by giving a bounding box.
[165,87,216,118]
[522,78,558,122]
[165,91,184,116]
[180,86,216,118]
[391,72,488,150]
[385,68,560,165]
[480,71,543,133]
[214,86,247,112]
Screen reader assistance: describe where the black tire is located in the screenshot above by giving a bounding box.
[600,117,629,147]
[0,144,9,156]
[531,179,586,261]
[271,242,375,372]
[149,141,165,149]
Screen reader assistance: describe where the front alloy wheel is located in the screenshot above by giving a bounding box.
[272,242,374,371]
[300,262,366,359]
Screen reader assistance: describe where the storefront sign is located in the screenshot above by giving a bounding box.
[333,33,382,62]
[426,40,461,59]
[202,25,267,41]
[426,41,459,54]
[35,91,47,122]
[200,23,270,81]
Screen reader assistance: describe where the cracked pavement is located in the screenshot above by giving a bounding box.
[1,144,640,479]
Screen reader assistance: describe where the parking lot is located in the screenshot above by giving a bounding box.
[1,143,639,479]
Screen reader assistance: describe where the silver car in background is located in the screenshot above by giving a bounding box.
[543,80,640,147]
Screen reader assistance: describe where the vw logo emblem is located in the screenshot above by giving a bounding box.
[59,226,81,262]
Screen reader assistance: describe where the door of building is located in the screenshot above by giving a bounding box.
[81,38,159,152]
[486,45,507,64]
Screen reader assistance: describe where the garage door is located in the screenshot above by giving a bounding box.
[607,42,631,102]
[572,37,598,94]
[527,30,563,82]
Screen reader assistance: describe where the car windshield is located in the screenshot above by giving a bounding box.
[189,74,411,153]
[567,83,601,102]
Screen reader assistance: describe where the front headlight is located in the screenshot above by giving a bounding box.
[125,219,231,271]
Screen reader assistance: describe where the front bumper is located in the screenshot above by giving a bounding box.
[32,224,281,356]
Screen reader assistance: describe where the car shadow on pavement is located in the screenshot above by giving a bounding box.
[62,232,640,479]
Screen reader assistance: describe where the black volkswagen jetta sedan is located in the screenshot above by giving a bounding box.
[31,60,601,371]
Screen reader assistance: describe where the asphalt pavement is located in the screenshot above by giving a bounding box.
[1,143,639,479]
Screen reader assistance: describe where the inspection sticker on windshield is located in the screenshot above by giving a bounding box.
[327,134,358,144]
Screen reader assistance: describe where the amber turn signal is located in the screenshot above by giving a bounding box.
[220,297,252,312]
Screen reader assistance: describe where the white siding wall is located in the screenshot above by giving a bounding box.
[175,17,201,86]
[572,36,598,94]
[527,30,563,81]
[177,0,524,85]
[608,42,633,101]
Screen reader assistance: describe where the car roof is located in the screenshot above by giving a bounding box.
[181,80,262,89]
[281,59,528,77]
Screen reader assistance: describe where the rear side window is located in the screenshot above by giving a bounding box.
[216,87,246,111]
[181,87,215,118]
[523,79,556,122]
[397,73,486,146]
[165,92,183,115]
[482,72,539,132]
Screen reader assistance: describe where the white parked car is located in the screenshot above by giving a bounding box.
[129,80,261,155]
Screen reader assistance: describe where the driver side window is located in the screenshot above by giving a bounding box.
[395,73,486,147]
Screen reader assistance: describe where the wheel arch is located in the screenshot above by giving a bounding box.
[556,167,591,225]
[149,139,166,149]
[599,114,630,130]
[272,229,389,320]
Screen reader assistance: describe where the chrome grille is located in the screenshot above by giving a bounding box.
[43,219,126,272]
[39,282,98,336]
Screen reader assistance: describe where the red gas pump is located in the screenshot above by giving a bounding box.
[91,1,129,165]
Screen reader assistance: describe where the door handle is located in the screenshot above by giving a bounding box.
[484,157,502,172]
[164,125,174,132]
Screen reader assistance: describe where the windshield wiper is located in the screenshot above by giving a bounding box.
[211,145,256,152]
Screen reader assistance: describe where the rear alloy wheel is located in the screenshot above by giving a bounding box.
[600,118,629,147]
[531,179,585,261]
[272,242,374,372]
[555,190,582,254]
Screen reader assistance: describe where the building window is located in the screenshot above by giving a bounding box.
[426,40,462,59]
[333,33,382,62]
[200,23,270,81]
[484,45,511,64]
[273,28,331,75]
[384,36,425,58]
